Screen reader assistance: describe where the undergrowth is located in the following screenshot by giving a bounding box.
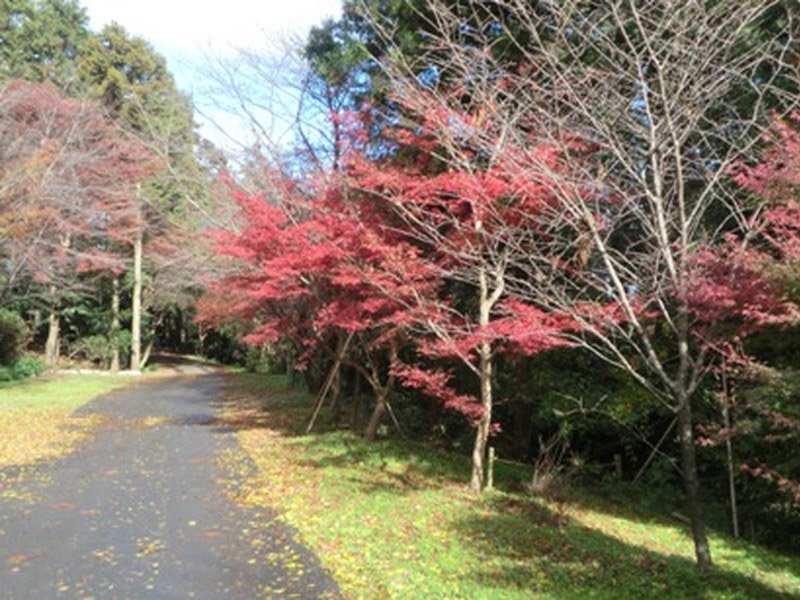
[222,373,800,600]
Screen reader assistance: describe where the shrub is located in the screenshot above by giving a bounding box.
[69,335,113,366]
[0,356,46,382]
[0,309,30,366]
[13,356,45,378]
[0,366,15,382]
[243,345,274,373]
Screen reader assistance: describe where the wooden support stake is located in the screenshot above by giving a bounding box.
[633,417,678,482]
[306,331,354,434]
[385,400,406,440]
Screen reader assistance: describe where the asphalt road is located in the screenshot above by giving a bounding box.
[0,374,340,599]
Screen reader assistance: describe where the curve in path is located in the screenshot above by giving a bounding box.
[0,374,340,600]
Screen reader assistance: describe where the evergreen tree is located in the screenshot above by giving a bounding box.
[0,0,88,89]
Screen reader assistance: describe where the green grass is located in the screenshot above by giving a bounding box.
[0,374,133,413]
[223,373,800,600]
[0,374,134,471]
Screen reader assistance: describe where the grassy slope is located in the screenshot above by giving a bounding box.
[0,375,133,471]
[223,374,800,600]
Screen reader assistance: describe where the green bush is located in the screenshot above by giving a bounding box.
[13,356,45,378]
[0,308,30,366]
[0,366,14,382]
[0,356,46,382]
[0,309,30,366]
[69,335,113,366]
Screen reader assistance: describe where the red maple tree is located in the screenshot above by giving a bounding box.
[200,166,439,439]
[346,104,575,491]
[0,80,155,362]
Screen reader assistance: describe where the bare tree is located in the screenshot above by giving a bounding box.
[197,32,356,176]
[368,0,800,568]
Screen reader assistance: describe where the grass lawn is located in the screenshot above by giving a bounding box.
[221,373,800,600]
[0,375,134,471]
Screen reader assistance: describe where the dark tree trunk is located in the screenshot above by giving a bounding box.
[351,370,362,429]
[677,393,712,570]
[512,401,535,460]
[364,391,388,441]
[359,342,398,441]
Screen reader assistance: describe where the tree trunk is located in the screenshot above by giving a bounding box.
[110,277,121,373]
[724,406,739,538]
[721,367,739,538]
[470,264,495,493]
[176,308,185,349]
[676,393,713,569]
[198,329,207,355]
[362,343,398,441]
[140,338,154,370]
[364,391,388,441]
[512,401,535,461]
[45,309,59,366]
[131,232,142,372]
[470,338,493,493]
[45,285,60,366]
[285,351,297,385]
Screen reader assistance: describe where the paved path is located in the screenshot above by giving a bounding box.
[0,374,340,599]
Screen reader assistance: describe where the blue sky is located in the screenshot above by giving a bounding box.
[79,0,343,151]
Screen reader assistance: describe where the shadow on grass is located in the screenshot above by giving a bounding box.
[555,485,800,585]
[205,373,800,598]
[454,494,798,599]
[211,373,537,493]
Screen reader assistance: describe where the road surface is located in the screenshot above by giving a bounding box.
[0,372,340,599]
